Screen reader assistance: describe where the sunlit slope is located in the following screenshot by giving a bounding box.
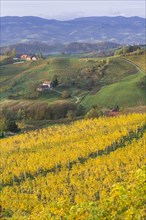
[82,71,146,110]
[1,113,146,219]
[124,52,146,72]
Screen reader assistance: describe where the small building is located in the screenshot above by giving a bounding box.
[42,81,52,88]
[37,85,49,92]
[21,54,28,60]
[37,80,52,92]
[26,56,31,60]
[20,54,38,61]
[21,54,31,60]
[31,55,38,61]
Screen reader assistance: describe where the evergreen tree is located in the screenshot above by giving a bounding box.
[38,50,43,59]
[6,120,20,132]
[11,48,16,58]
[52,75,58,87]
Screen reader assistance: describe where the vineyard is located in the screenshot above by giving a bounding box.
[0,113,146,219]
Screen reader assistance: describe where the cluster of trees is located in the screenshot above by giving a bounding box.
[0,101,84,137]
[60,60,107,91]
[3,48,16,58]
[85,105,110,119]
[0,117,20,137]
[1,102,84,122]
[114,45,143,56]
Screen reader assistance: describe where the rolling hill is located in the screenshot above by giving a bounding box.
[81,52,146,109]
[0,56,138,99]
[0,52,145,118]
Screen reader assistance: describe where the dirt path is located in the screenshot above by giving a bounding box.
[121,58,145,76]
[73,96,80,104]
[50,88,80,104]
[50,88,62,94]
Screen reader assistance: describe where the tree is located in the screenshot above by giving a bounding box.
[11,48,16,58]
[67,110,76,120]
[61,91,71,99]
[136,48,142,55]
[4,48,11,56]
[4,48,16,58]
[114,49,123,56]
[0,118,7,136]
[39,50,43,59]
[17,109,26,120]
[52,75,58,87]
[122,47,128,54]
[0,117,20,135]
[6,119,20,132]
[106,57,109,65]
[76,105,85,116]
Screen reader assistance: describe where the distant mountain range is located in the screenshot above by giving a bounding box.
[0,16,145,47]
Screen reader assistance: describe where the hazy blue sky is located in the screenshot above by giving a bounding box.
[1,0,145,20]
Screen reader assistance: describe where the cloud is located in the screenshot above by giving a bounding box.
[110,9,126,17]
[50,11,86,20]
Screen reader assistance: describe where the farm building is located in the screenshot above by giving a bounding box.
[20,54,38,61]
[21,54,29,60]
[31,55,38,61]
[42,81,52,88]
[37,81,52,92]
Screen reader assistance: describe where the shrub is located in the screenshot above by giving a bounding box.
[61,91,71,99]
[6,120,20,132]
[85,106,108,119]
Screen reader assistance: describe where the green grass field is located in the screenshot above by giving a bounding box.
[81,71,146,110]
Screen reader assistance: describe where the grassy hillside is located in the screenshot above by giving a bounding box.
[0,58,96,99]
[1,114,145,219]
[81,71,146,110]
[81,53,146,110]
[0,55,145,119]
[101,58,137,83]
[0,57,137,99]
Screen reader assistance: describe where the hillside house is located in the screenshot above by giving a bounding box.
[37,85,49,92]
[20,54,38,61]
[42,81,52,88]
[37,80,52,92]
[27,56,31,61]
[21,54,29,60]
[31,55,38,61]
